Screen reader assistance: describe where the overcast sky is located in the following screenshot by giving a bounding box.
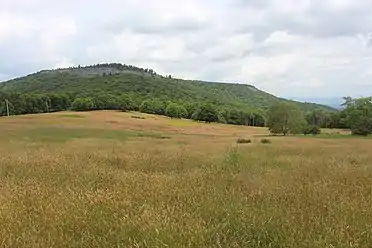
[1,0,372,99]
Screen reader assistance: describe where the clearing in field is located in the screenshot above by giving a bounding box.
[0,111,371,247]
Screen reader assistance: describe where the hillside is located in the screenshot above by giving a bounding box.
[0,63,333,112]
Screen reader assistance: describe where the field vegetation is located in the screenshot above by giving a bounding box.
[1,111,371,247]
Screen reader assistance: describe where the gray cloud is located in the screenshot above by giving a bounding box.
[107,17,208,35]
[230,0,372,39]
[0,0,372,98]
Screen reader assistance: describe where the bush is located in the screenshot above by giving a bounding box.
[261,138,271,144]
[303,125,321,135]
[237,138,251,144]
[131,116,145,120]
[351,126,371,136]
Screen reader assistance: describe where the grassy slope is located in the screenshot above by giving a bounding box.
[0,111,371,247]
[0,66,333,111]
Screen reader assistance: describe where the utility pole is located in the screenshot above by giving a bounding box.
[5,99,9,117]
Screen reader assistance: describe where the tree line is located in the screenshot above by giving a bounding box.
[267,97,372,136]
[1,91,371,136]
[49,63,162,77]
[0,92,266,127]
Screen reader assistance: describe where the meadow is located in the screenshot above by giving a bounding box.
[0,111,371,247]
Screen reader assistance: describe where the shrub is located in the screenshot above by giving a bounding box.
[352,126,371,136]
[303,125,321,135]
[131,116,145,120]
[237,138,251,144]
[261,138,271,144]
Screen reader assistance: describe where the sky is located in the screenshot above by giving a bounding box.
[1,0,372,99]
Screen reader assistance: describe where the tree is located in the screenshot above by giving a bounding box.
[328,111,348,129]
[305,109,331,128]
[139,99,165,115]
[23,94,46,114]
[129,94,142,111]
[217,108,229,124]
[343,97,372,136]
[118,94,133,111]
[49,93,71,112]
[226,109,244,125]
[105,94,120,110]
[191,103,219,123]
[165,103,187,118]
[71,98,95,111]
[184,102,200,119]
[250,111,266,127]
[92,94,119,110]
[267,102,306,136]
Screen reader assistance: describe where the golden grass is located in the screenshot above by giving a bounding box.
[162,117,200,127]
[0,111,372,247]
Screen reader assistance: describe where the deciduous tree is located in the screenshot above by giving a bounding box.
[267,102,306,136]
[343,97,372,136]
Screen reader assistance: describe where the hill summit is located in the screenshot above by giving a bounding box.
[0,63,332,113]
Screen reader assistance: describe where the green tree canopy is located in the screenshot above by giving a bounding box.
[343,97,372,136]
[139,99,165,115]
[118,94,134,111]
[165,103,188,119]
[49,93,71,112]
[327,111,348,129]
[305,109,330,128]
[91,94,119,110]
[267,102,306,136]
[71,98,95,111]
[191,104,219,123]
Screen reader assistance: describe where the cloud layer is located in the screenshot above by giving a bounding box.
[1,0,371,98]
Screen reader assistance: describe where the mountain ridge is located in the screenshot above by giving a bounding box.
[0,63,334,112]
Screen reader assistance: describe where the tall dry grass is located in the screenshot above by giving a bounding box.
[0,112,372,247]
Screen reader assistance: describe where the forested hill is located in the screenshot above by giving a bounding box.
[0,63,332,112]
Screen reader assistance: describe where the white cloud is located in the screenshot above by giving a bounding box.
[0,12,34,40]
[53,58,74,70]
[0,0,372,99]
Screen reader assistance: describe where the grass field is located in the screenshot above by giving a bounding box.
[1,111,371,247]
